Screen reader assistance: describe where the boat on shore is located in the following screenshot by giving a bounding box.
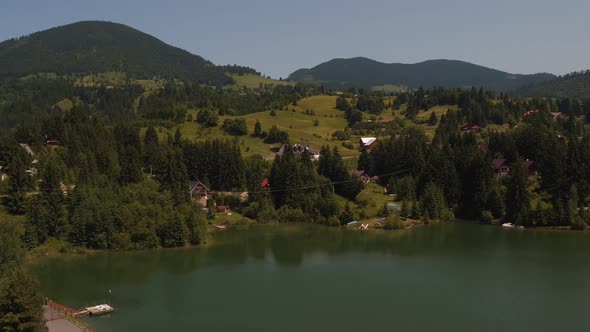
[78,304,114,317]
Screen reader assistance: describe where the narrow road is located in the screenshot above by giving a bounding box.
[43,305,85,332]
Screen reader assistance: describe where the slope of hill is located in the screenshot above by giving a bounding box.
[289,57,555,91]
[515,70,590,99]
[0,21,232,85]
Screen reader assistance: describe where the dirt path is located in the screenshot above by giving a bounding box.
[43,305,85,332]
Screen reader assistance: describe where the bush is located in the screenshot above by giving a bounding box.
[332,130,352,141]
[325,216,341,227]
[277,206,306,223]
[342,141,355,150]
[222,118,248,136]
[257,204,278,223]
[383,214,404,230]
[265,125,289,144]
[480,210,494,224]
[441,208,456,223]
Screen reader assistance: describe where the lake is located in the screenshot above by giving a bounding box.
[31,223,590,332]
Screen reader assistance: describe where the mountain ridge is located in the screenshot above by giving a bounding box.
[289,57,556,91]
[0,20,233,85]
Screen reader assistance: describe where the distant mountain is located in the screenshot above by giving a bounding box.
[289,57,555,91]
[0,21,233,85]
[515,70,590,99]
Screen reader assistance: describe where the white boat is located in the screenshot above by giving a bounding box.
[502,223,514,228]
[85,304,114,316]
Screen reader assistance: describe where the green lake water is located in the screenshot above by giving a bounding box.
[31,223,590,332]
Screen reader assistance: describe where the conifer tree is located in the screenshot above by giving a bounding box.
[428,111,438,126]
[254,120,262,137]
[5,153,30,214]
[505,160,530,225]
[357,148,373,175]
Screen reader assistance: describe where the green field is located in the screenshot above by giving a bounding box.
[230,74,294,89]
[151,96,360,159]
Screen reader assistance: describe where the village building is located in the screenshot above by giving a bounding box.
[189,181,209,206]
[19,143,36,158]
[45,139,61,146]
[522,159,538,177]
[377,118,392,124]
[491,159,538,178]
[551,112,568,121]
[277,144,321,160]
[360,137,378,149]
[491,159,511,178]
[60,182,76,196]
[352,170,370,184]
[523,110,541,117]
[459,123,481,133]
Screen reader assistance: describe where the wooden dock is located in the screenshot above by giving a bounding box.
[46,299,114,318]
[46,300,85,317]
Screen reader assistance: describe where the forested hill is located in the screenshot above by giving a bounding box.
[0,21,233,85]
[289,57,555,92]
[515,70,590,99]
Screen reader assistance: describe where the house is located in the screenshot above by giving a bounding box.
[19,143,36,158]
[351,170,370,184]
[550,112,569,121]
[491,159,511,178]
[459,123,481,133]
[215,205,228,213]
[491,159,538,178]
[189,181,209,206]
[60,182,76,196]
[523,110,540,117]
[277,144,321,160]
[377,118,392,124]
[360,137,378,149]
[45,139,61,146]
[522,159,538,177]
[0,166,7,182]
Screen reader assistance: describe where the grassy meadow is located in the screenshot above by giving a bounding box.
[230,74,294,89]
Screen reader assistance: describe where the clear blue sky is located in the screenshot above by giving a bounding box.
[2,0,589,78]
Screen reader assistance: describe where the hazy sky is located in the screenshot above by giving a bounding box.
[1,0,589,78]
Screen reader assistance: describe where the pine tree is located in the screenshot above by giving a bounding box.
[254,120,262,137]
[428,111,438,126]
[0,269,44,331]
[24,197,46,247]
[568,185,586,230]
[39,157,65,239]
[5,153,32,214]
[357,148,373,175]
[161,147,190,206]
[505,160,530,225]
[186,212,208,245]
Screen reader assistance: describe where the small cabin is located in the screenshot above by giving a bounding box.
[360,137,378,149]
[189,181,209,206]
[278,144,321,160]
[459,123,481,133]
[491,159,511,178]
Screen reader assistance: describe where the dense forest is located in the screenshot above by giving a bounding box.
[515,70,590,99]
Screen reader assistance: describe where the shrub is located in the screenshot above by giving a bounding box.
[277,206,306,223]
[480,210,494,224]
[383,214,404,230]
[222,118,248,136]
